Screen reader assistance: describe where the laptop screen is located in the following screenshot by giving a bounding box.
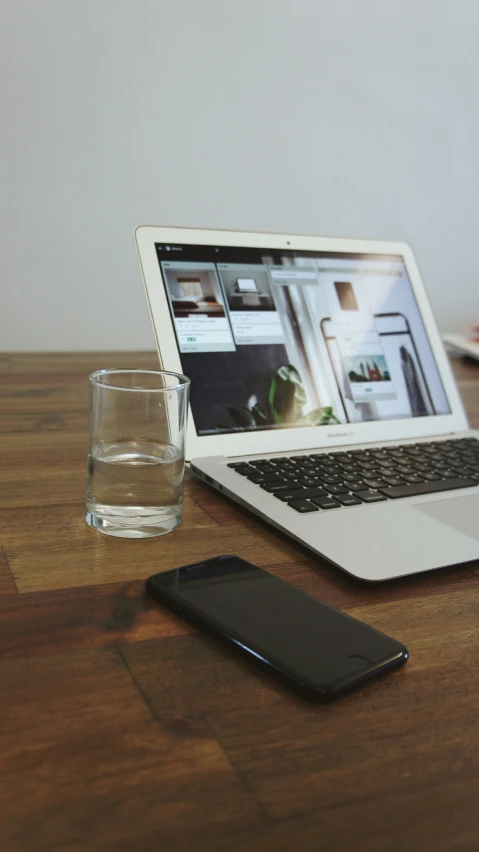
[155,243,451,436]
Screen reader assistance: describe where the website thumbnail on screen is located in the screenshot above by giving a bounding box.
[156,244,450,435]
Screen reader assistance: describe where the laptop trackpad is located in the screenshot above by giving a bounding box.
[414,494,479,542]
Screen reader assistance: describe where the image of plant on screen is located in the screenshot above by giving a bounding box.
[224,365,340,430]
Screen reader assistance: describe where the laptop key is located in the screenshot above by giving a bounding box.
[394,465,417,475]
[336,494,362,507]
[314,464,332,474]
[300,477,319,487]
[232,465,255,475]
[294,486,331,500]
[382,476,406,486]
[247,473,285,484]
[355,490,388,503]
[288,499,319,513]
[348,481,366,491]
[274,489,307,501]
[379,477,476,499]
[250,459,276,470]
[363,478,388,489]
[261,482,292,493]
[326,484,350,495]
[311,498,341,510]
[343,471,364,481]
[358,461,378,471]
[275,487,328,502]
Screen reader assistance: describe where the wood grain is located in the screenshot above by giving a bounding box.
[0,646,262,852]
[0,351,479,852]
[0,546,17,595]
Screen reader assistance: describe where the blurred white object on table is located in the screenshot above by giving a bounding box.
[443,331,479,361]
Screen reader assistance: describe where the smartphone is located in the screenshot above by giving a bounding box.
[146,556,408,701]
[320,312,436,420]
[374,312,436,414]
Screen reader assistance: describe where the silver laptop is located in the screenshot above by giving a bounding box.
[136,226,479,581]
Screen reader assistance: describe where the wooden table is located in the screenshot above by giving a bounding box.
[1,352,479,852]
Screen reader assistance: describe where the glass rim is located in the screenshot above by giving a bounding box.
[89,368,190,392]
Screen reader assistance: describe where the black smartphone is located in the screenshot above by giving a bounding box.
[146,556,408,701]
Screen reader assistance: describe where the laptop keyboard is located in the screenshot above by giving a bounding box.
[227,438,479,513]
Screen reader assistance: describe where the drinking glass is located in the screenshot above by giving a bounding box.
[85,369,190,538]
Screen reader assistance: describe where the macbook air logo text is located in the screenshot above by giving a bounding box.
[327,431,354,438]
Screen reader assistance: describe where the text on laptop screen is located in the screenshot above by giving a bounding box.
[155,243,451,435]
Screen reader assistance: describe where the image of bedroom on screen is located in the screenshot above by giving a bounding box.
[161,261,235,354]
[162,267,226,318]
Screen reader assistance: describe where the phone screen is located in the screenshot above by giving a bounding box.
[146,556,407,698]
[321,313,435,420]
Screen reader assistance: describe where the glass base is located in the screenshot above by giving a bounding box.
[85,507,181,538]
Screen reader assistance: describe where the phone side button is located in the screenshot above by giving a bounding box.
[287,499,320,513]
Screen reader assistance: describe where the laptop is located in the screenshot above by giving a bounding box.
[135,226,479,581]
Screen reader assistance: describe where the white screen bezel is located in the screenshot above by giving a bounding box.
[135,226,468,460]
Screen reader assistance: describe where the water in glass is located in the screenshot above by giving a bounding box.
[86,438,184,537]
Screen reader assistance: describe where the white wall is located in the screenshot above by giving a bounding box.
[1,0,478,351]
